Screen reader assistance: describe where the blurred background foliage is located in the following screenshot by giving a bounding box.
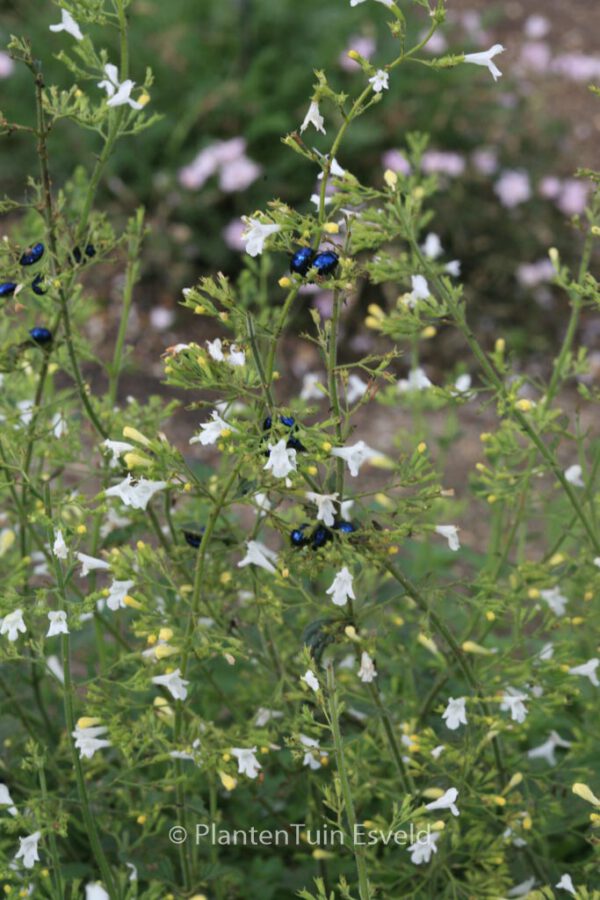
[0,0,598,367]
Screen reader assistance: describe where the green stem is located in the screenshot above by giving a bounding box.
[108,208,145,406]
[39,763,64,900]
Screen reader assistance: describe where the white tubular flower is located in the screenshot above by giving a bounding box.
[0,783,17,816]
[300,372,325,401]
[190,411,235,447]
[326,566,355,607]
[331,440,377,477]
[152,668,190,701]
[422,233,443,259]
[52,529,68,559]
[231,747,261,778]
[105,475,168,510]
[238,540,278,574]
[47,611,69,637]
[254,707,283,727]
[346,374,368,405]
[227,345,246,366]
[300,734,327,770]
[300,100,326,134]
[407,831,440,865]
[555,874,576,896]
[98,63,143,109]
[101,439,135,467]
[49,9,83,40]
[14,830,41,869]
[369,69,389,92]
[76,552,111,577]
[206,338,225,361]
[106,579,134,611]
[85,884,110,900]
[72,722,111,760]
[435,525,461,552]
[264,439,297,479]
[464,44,505,81]
[564,464,584,487]
[442,696,468,730]
[241,217,281,257]
[540,586,568,617]
[500,688,529,723]
[568,658,599,687]
[0,608,26,642]
[397,367,433,392]
[302,669,320,692]
[527,731,572,766]
[431,745,445,760]
[507,878,537,898]
[425,787,460,816]
[350,0,393,7]
[454,374,472,394]
[409,274,430,304]
[358,651,377,683]
[306,491,339,527]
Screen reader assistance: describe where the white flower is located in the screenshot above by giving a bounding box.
[228,345,246,366]
[425,787,460,817]
[346,374,368,405]
[14,831,41,869]
[564,464,584,487]
[126,863,138,882]
[169,738,201,764]
[540,586,568,617]
[152,668,190,701]
[0,608,26,642]
[72,723,111,760]
[300,372,325,401]
[397,367,433,392]
[405,274,431,308]
[568,658,599,687]
[317,156,346,180]
[454,374,472,394]
[340,499,354,519]
[369,69,389,93]
[238,540,278,574]
[105,474,167,510]
[101,439,135,467]
[76,552,111,577]
[206,338,225,361]
[49,9,83,40]
[527,730,571,766]
[594,557,600,568]
[358,651,377,683]
[445,259,461,277]
[555,874,576,896]
[0,783,17,816]
[190,411,235,447]
[85,884,110,900]
[231,747,261,778]
[52,529,68,559]
[430,745,445,760]
[500,688,529,723]
[407,831,440,865]
[300,734,327,770]
[46,655,65,683]
[98,63,143,109]
[331,440,378,477]
[242,217,281,257]
[253,493,272,516]
[300,100,325,134]
[306,491,339,527]
[507,878,536,898]
[106,579,134,612]
[422,233,443,259]
[302,669,320,692]
[442,697,467,730]
[350,0,393,7]
[538,642,554,661]
[264,439,297,479]
[435,525,461,552]
[464,44,506,81]
[254,707,283,727]
[47,611,69,637]
[326,566,355,607]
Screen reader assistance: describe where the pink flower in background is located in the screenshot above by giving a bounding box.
[552,54,600,82]
[516,260,555,288]
[539,176,562,200]
[382,149,411,175]
[223,218,246,252]
[494,170,531,208]
[422,151,465,178]
[519,42,551,74]
[178,138,261,193]
[557,179,589,216]
[421,30,447,55]
[524,15,550,39]
[0,52,14,79]
[471,148,498,176]
[339,35,376,70]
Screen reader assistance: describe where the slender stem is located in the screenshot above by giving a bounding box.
[366,682,414,793]
[326,665,372,900]
[38,763,64,900]
[109,208,145,406]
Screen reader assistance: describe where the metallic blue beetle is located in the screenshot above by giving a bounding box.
[312,251,339,277]
[32,274,48,296]
[0,282,17,298]
[311,524,333,549]
[20,243,45,266]
[335,520,357,534]
[29,327,52,346]
[290,247,315,276]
